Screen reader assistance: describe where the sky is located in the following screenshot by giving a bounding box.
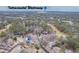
[0,6,79,12]
[47,6,79,12]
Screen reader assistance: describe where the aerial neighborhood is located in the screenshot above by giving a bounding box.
[0,11,79,53]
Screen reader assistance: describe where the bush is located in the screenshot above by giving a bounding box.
[76,48,79,52]
[13,37,17,41]
[0,31,6,37]
[34,44,40,50]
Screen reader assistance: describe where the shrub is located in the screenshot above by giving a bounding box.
[0,31,6,37]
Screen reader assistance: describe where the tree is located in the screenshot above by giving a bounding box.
[0,31,7,37]
[9,22,26,35]
[40,21,52,33]
[13,37,17,41]
[63,35,79,52]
